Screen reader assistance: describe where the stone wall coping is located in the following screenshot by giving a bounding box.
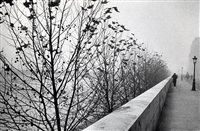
[83,77,172,131]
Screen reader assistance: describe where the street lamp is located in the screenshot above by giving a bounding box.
[181,67,183,81]
[192,56,197,91]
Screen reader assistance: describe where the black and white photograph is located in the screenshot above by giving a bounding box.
[0,0,199,130]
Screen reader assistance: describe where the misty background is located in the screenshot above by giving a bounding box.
[1,0,199,75]
[109,0,199,74]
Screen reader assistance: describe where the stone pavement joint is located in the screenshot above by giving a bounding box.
[156,79,200,131]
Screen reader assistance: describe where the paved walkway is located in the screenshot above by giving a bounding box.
[156,79,200,131]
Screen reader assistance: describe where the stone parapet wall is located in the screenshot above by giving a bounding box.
[83,77,172,131]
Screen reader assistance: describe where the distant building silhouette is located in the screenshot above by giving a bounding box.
[188,37,200,80]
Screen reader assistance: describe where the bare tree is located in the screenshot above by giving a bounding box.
[0,0,170,130]
[0,0,119,130]
[82,20,128,118]
[85,23,170,120]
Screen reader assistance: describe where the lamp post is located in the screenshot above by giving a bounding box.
[192,56,197,91]
[181,67,183,81]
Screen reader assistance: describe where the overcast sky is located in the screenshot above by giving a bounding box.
[0,0,199,73]
[109,0,199,73]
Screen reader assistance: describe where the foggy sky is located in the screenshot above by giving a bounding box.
[0,0,199,73]
[109,0,199,73]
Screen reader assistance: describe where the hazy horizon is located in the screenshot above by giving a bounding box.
[109,0,199,73]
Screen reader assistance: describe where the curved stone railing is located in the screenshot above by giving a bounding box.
[83,77,172,131]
